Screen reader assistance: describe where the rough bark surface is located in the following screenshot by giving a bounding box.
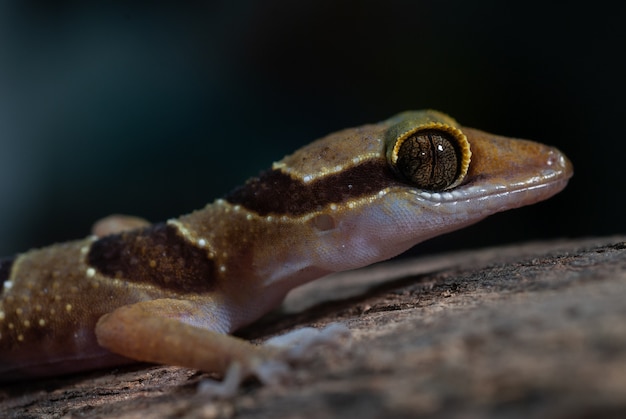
[2,236,626,418]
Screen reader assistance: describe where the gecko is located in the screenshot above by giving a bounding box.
[0,110,573,390]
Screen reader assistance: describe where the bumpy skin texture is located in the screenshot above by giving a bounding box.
[0,111,573,382]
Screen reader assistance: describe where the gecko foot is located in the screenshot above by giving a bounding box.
[197,323,351,398]
[197,362,247,398]
[263,322,352,361]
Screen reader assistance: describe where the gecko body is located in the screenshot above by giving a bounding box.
[0,111,573,384]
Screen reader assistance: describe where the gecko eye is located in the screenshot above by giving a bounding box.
[386,116,471,191]
[394,130,464,190]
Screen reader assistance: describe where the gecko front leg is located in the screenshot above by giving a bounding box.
[96,298,350,396]
[95,299,270,376]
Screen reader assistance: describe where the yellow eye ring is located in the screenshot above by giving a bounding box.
[385,111,471,191]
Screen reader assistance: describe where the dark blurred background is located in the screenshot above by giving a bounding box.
[0,1,624,257]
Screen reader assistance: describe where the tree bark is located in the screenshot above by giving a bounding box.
[2,236,626,418]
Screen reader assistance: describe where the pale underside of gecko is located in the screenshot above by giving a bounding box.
[0,110,573,388]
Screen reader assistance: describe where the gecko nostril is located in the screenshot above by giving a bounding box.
[545,150,570,173]
[546,150,562,167]
[311,214,336,231]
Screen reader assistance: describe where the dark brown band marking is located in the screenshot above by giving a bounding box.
[0,256,15,288]
[225,160,405,216]
[88,223,215,293]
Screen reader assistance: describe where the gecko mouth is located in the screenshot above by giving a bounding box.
[414,172,571,202]
[409,154,573,215]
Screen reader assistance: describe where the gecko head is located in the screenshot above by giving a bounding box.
[372,117,573,251]
[224,110,573,272]
[322,111,573,269]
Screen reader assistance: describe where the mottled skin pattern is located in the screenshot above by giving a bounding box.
[0,111,573,383]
